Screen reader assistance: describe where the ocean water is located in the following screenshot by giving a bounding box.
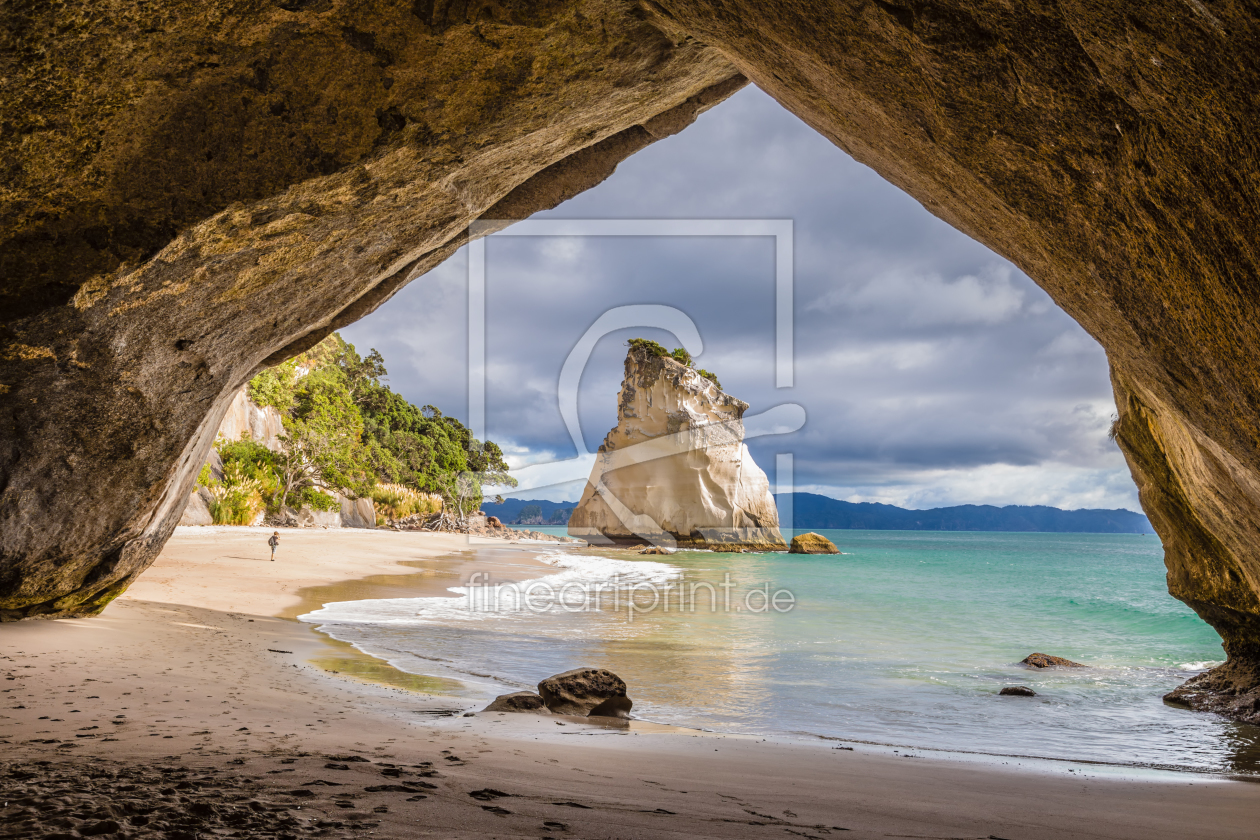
[299,530,1260,775]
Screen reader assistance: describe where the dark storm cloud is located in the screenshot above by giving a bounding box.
[341,87,1136,510]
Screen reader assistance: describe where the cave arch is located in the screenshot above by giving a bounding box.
[3,1,1260,719]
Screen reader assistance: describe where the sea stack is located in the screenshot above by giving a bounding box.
[568,342,787,551]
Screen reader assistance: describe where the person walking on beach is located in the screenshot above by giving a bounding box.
[268,531,279,561]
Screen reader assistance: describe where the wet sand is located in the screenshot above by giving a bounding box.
[2,526,1259,839]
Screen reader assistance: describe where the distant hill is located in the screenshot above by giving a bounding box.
[481,498,577,526]
[776,493,1152,533]
[485,493,1153,533]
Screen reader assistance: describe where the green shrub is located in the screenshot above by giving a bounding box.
[695,368,722,390]
[628,338,668,356]
[207,478,265,525]
[629,338,720,390]
[217,439,283,511]
[246,330,513,512]
[196,463,215,488]
[247,359,299,412]
[369,483,442,519]
[300,487,341,512]
[669,347,693,366]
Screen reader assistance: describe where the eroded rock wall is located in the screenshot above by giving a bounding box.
[644,0,1260,714]
[568,345,786,549]
[216,388,286,453]
[5,0,1260,722]
[0,0,745,618]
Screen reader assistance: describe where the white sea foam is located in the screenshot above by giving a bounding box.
[1177,661,1224,671]
[298,551,682,627]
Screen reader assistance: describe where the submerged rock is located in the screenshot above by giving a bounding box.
[788,532,840,554]
[1021,653,1085,668]
[999,686,1037,697]
[537,668,633,718]
[482,691,551,715]
[568,344,786,551]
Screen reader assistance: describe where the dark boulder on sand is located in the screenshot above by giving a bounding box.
[1021,653,1085,668]
[999,686,1037,697]
[482,691,551,714]
[788,533,840,554]
[538,668,633,718]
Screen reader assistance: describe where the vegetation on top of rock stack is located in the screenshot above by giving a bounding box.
[627,338,721,390]
[203,333,513,522]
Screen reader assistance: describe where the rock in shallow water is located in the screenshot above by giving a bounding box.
[567,344,786,551]
[788,532,840,554]
[537,668,633,718]
[999,686,1037,697]
[1162,658,1260,725]
[482,691,551,715]
[1021,653,1085,668]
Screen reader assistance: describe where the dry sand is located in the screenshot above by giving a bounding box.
[2,526,1258,839]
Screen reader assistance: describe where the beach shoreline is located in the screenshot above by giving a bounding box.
[2,527,1259,839]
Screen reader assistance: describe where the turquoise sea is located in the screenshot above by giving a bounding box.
[300,530,1260,775]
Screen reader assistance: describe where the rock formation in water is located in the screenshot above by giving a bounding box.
[642,1,1260,721]
[1163,658,1260,725]
[4,1,1260,722]
[788,533,840,555]
[999,686,1037,697]
[1021,653,1085,669]
[567,344,786,550]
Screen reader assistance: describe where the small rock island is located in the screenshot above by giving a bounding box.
[789,532,840,554]
[568,341,787,551]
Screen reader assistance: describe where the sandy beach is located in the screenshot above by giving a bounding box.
[3,527,1258,839]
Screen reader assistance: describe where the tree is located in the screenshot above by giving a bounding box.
[247,358,299,412]
[276,367,370,508]
[244,330,516,519]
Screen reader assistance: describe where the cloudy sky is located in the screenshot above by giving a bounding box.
[342,86,1139,512]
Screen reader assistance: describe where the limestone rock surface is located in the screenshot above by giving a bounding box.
[537,668,633,718]
[642,0,1260,722]
[338,496,376,530]
[177,489,213,527]
[789,533,840,554]
[5,0,1260,724]
[1163,658,1260,725]
[568,345,786,550]
[216,388,286,452]
[0,0,744,619]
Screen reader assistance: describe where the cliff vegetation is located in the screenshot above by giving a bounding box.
[626,338,722,390]
[201,333,511,525]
